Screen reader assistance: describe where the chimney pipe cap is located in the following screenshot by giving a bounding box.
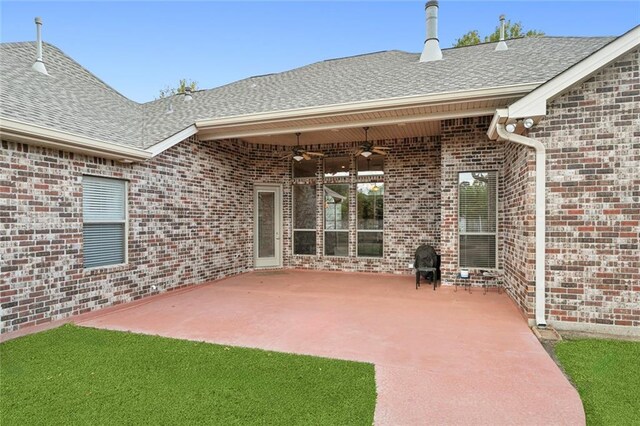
[35,17,42,24]
[499,14,505,21]
[425,1,439,9]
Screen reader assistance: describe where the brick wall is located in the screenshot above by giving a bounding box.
[248,136,442,273]
[1,134,446,332]
[502,142,536,319]
[439,116,506,287]
[1,137,253,333]
[530,48,640,328]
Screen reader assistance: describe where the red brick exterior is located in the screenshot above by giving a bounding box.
[1,49,638,335]
[530,48,640,329]
[1,137,252,333]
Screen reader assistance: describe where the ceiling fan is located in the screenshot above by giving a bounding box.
[280,132,325,161]
[355,127,390,157]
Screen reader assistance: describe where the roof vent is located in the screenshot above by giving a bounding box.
[495,15,508,51]
[183,86,193,102]
[419,1,442,62]
[32,17,48,75]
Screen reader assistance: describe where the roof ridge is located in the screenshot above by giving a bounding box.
[442,34,616,51]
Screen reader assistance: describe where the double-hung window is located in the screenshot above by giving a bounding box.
[458,171,497,269]
[82,176,127,268]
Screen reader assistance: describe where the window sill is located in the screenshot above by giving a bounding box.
[84,262,130,274]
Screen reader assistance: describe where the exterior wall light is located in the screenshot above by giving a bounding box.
[505,123,517,133]
[523,118,535,129]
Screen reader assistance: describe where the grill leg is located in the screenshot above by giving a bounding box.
[415,270,420,290]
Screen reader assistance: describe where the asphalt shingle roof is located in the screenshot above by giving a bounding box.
[0,36,615,149]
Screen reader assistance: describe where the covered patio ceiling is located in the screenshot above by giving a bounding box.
[195,86,531,146]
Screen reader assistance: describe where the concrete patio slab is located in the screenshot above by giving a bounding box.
[77,270,584,425]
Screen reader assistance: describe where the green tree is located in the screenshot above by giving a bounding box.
[157,78,198,99]
[454,20,544,47]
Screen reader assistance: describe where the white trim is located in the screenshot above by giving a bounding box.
[145,125,198,157]
[196,83,540,129]
[457,170,499,271]
[254,184,283,268]
[491,121,547,327]
[508,25,640,119]
[0,117,151,162]
[198,108,497,141]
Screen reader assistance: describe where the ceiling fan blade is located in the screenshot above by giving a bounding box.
[373,146,390,150]
[306,151,324,157]
[280,153,293,160]
[302,153,311,161]
[372,149,387,155]
[355,149,364,156]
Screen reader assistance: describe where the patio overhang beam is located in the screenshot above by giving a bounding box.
[197,108,496,141]
[195,83,540,142]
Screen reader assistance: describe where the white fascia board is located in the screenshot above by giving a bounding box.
[195,83,541,130]
[0,117,151,162]
[145,125,198,157]
[508,25,640,119]
[199,108,497,141]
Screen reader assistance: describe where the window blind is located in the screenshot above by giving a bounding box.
[458,171,497,269]
[82,176,126,268]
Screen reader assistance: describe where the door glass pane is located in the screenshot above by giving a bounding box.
[324,184,349,230]
[258,192,275,258]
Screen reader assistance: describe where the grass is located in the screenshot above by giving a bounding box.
[1,325,376,425]
[555,338,640,426]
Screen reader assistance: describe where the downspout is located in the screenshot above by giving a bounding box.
[495,124,547,326]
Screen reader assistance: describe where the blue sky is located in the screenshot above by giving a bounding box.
[2,1,638,103]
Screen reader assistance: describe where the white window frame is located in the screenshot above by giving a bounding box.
[458,170,498,270]
[82,175,128,270]
[292,183,317,256]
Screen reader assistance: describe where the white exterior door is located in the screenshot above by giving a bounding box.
[254,185,282,268]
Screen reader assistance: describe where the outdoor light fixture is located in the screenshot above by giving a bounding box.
[293,154,304,162]
[371,183,380,192]
[505,123,517,133]
[361,127,373,157]
[523,118,535,129]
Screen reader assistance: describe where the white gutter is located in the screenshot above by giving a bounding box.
[196,83,541,129]
[0,117,151,162]
[491,115,547,326]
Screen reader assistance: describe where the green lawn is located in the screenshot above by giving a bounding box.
[1,325,376,425]
[555,338,640,426]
